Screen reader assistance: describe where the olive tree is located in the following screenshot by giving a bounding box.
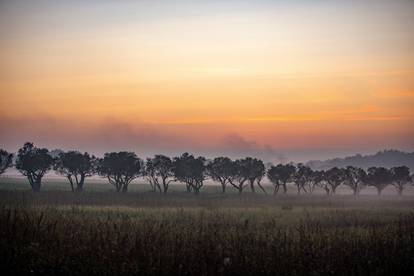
[390,166,411,195]
[245,157,267,194]
[173,153,206,194]
[228,158,251,194]
[266,164,296,195]
[342,166,367,196]
[308,171,329,194]
[206,157,235,193]
[144,155,175,194]
[98,151,142,193]
[54,151,97,192]
[293,164,313,194]
[15,142,54,192]
[366,167,392,195]
[324,167,345,195]
[0,149,13,176]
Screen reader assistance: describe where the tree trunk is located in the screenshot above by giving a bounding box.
[273,185,279,196]
[221,181,226,193]
[115,182,122,192]
[377,188,382,196]
[67,176,75,192]
[257,181,267,194]
[156,182,162,193]
[122,184,128,193]
[301,185,308,194]
[250,180,255,193]
[76,184,83,192]
[162,179,168,194]
[282,182,287,194]
[76,175,85,192]
[32,177,42,192]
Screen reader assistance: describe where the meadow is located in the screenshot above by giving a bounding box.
[1,178,414,275]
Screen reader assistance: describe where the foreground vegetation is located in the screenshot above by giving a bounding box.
[1,189,414,275]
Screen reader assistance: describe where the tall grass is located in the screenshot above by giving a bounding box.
[1,202,414,275]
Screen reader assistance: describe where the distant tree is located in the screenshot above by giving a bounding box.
[366,167,392,195]
[390,166,411,195]
[54,151,97,192]
[310,170,325,194]
[0,149,13,176]
[206,157,235,193]
[15,142,54,192]
[144,155,175,194]
[342,166,367,195]
[314,171,333,195]
[293,164,313,194]
[244,157,267,194]
[228,159,251,194]
[324,167,345,195]
[98,152,142,193]
[266,164,296,195]
[173,153,206,194]
[144,158,160,193]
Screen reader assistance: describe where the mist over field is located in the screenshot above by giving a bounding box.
[1,0,414,275]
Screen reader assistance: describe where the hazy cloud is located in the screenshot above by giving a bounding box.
[220,133,288,163]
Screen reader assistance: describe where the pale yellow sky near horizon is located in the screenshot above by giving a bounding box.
[0,0,413,160]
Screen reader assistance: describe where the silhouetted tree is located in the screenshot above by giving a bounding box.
[293,164,313,194]
[173,153,206,194]
[342,166,367,195]
[366,167,392,195]
[15,142,54,192]
[228,158,251,194]
[315,171,333,195]
[245,157,267,194]
[145,158,160,193]
[266,164,296,195]
[310,170,325,194]
[206,157,235,193]
[54,151,97,192]
[390,166,411,195]
[324,167,345,195]
[0,149,13,176]
[98,152,142,193]
[144,155,175,193]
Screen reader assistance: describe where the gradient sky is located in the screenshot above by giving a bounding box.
[1,0,414,162]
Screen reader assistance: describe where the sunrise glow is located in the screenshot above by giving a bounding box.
[1,0,413,161]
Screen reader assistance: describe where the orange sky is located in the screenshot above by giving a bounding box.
[0,0,413,161]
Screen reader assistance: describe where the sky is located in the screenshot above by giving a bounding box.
[0,0,413,162]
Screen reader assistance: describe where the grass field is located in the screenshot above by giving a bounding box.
[1,178,414,275]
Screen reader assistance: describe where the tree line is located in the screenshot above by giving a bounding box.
[0,142,413,195]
